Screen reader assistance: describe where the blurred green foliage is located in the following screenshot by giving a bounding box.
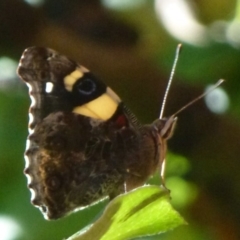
[1,0,240,240]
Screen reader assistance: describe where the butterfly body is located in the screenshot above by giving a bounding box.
[18,47,175,219]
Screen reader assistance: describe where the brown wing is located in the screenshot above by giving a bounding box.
[18,47,161,220]
[25,109,160,220]
[25,110,127,219]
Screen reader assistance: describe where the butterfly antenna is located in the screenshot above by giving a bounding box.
[172,79,225,117]
[159,43,182,119]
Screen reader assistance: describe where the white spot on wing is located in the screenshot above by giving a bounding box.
[30,188,36,201]
[45,82,54,93]
[26,82,32,91]
[28,113,35,135]
[25,170,32,184]
[26,83,36,108]
[28,113,34,126]
[25,141,31,167]
[25,139,31,150]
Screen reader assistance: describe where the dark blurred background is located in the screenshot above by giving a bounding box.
[0,0,240,239]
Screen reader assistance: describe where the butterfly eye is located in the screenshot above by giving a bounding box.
[77,78,96,95]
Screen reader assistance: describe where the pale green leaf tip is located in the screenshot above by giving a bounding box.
[67,185,186,240]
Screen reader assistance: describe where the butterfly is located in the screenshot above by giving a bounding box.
[17,46,185,220]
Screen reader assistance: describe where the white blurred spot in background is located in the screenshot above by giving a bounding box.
[0,57,18,90]
[0,57,18,81]
[154,0,209,46]
[204,84,229,114]
[226,20,240,48]
[101,0,146,10]
[155,0,240,48]
[24,0,45,7]
[0,215,22,240]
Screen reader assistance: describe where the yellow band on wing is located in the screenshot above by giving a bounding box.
[64,69,83,92]
[63,66,89,92]
[73,87,120,120]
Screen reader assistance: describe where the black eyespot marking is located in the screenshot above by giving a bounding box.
[78,78,96,95]
[71,72,106,106]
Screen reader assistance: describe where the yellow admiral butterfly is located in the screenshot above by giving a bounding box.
[17,46,222,220]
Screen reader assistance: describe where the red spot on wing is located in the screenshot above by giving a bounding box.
[115,114,128,128]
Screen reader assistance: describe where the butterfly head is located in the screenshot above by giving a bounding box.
[152,115,177,141]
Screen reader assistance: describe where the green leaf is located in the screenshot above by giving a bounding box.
[67,185,186,240]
